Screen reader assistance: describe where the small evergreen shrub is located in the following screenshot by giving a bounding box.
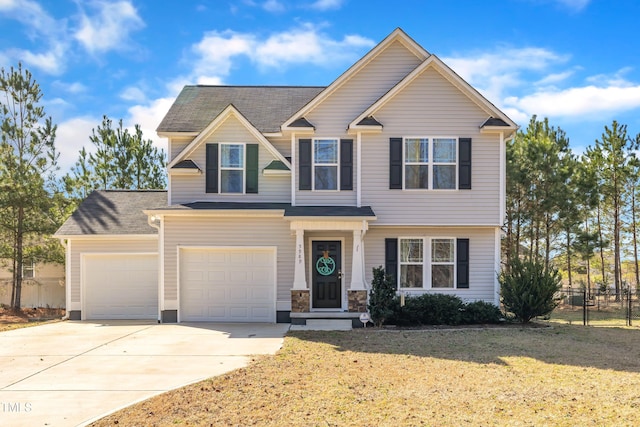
[388,294,465,326]
[367,266,397,327]
[460,300,503,324]
[500,259,562,323]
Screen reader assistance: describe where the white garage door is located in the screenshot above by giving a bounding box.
[83,254,158,320]
[180,248,275,322]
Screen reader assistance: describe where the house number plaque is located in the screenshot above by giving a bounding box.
[316,252,336,275]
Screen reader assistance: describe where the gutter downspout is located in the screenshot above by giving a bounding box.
[147,215,162,323]
[58,238,70,320]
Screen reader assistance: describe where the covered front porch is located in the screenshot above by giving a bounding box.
[284,206,375,328]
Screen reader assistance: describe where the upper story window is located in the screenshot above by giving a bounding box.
[299,138,353,191]
[314,138,338,190]
[390,137,471,190]
[220,144,244,193]
[404,137,457,190]
[206,143,259,194]
[22,260,35,279]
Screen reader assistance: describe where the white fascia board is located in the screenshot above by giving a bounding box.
[168,168,202,176]
[262,169,291,176]
[157,131,199,138]
[347,125,383,134]
[168,105,291,170]
[143,209,285,218]
[281,28,429,130]
[54,234,158,240]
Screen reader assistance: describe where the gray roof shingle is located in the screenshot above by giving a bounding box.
[145,202,376,218]
[157,86,325,134]
[55,190,167,236]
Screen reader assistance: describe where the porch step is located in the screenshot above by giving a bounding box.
[290,319,352,331]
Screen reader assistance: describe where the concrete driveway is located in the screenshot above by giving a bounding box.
[0,320,289,427]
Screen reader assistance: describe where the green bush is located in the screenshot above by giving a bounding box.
[388,294,466,326]
[367,266,397,327]
[460,300,503,324]
[499,259,562,323]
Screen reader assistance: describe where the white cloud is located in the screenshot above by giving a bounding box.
[190,24,374,83]
[262,0,285,12]
[126,97,175,155]
[308,0,344,10]
[505,84,640,118]
[0,0,69,74]
[120,86,147,103]
[74,0,145,54]
[52,80,87,94]
[55,116,99,173]
[535,69,576,86]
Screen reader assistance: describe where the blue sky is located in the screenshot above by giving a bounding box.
[1,0,640,172]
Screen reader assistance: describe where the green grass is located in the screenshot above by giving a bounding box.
[93,324,640,427]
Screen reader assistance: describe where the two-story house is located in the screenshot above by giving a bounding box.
[55,28,517,325]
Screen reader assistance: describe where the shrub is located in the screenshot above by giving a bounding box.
[499,259,562,323]
[367,266,397,327]
[388,294,465,326]
[461,300,502,324]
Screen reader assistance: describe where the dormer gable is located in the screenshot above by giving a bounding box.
[281,28,429,131]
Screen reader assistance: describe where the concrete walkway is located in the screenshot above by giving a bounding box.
[0,321,289,427]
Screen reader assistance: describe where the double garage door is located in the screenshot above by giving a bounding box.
[83,254,158,320]
[180,248,276,322]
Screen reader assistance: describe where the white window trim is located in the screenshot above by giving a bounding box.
[22,259,36,279]
[402,136,459,191]
[312,137,340,191]
[429,237,457,289]
[398,237,458,290]
[219,142,246,195]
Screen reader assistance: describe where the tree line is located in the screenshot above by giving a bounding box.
[0,64,165,309]
[504,116,640,298]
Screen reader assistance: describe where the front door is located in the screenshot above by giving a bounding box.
[312,241,342,309]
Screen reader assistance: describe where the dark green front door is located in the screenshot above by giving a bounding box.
[312,241,342,308]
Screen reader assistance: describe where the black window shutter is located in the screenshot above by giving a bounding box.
[456,238,470,288]
[299,139,312,190]
[459,138,472,190]
[245,144,259,194]
[385,238,398,288]
[389,137,403,189]
[340,139,353,190]
[205,143,218,193]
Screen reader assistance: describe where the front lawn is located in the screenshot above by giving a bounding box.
[93,324,640,426]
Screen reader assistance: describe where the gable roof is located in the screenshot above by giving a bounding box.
[349,55,517,132]
[281,28,429,130]
[157,86,324,134]
[167,104,292,169]
[55,190,167,236]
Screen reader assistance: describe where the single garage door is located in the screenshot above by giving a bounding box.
[180,248,275,322]
[83,254,158,320]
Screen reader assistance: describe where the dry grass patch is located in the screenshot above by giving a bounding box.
[93,325,640,426]
[0,307,64,332]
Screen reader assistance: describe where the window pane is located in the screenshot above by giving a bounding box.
[405,165,428,189]
[433,138,456,163]
[221,170,243,193]
[401,265,423,288]
[405,138,428,162]
[315,165,337,190]
[221,144,243,168]
[433,165,456,189]
[315,139,337,164]
[432,265,454,288]
[432,239,454,262]
[401,239,423,262]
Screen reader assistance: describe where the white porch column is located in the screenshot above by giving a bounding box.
[293,228,307,289]
[350,229,366,290]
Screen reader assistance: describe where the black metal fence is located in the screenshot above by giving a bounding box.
[552,287,640,326]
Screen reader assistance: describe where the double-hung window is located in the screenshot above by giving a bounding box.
[314,138,338,190]
[403,137,457,190]
[431,238,455,288]
[398,237,457,289]
[400,238,423,288]
[22,260,35,279]
[220,144,244,193]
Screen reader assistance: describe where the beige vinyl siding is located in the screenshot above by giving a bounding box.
[305,40,422,135]
[68,238,158,304]
[267,136,292,158]
[170,137,195,162]
[365,226,498,303]
[170,115,291,204]
[361,67,501,225]
[163,216,294,307]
